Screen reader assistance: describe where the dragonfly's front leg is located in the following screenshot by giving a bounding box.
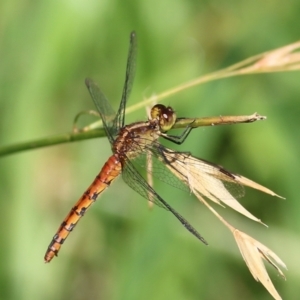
[160,120,195,145]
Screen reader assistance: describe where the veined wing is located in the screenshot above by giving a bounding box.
[113,31,137,130]
[121,156,207,245]
[120,134,244,201]
[123,136,282,223]
[125,138,244,200]
[85,78,117,143]
[85,31,137,142]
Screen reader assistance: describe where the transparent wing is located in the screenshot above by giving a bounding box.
[85,31,137,143]
[113,31,137,130]
[123,135,279,224]
[85,78,117,143]
[122,157,207,245]
[125,138,245,202]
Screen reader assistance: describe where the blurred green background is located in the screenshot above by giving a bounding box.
[0,1,299,299]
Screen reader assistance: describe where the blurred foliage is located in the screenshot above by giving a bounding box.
[0,0,299,299]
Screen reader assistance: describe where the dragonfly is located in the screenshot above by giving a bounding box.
[45,32,276,263]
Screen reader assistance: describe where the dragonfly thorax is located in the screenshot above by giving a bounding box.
[112,120,160,160]
[112,104,176,159]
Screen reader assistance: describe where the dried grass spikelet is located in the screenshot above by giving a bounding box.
[161,148,286,299]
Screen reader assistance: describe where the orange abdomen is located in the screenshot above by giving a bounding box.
[44,154,122,263]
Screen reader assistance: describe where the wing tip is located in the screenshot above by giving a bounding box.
[85,77,93,88]
[130,31,136,39]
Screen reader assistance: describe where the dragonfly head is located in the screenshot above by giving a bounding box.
[150,104,176,132]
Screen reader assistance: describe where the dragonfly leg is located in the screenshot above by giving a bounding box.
[160,120,195,145]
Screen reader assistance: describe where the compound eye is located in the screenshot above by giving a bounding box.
[150,104,164,120]
[150,104,176,132]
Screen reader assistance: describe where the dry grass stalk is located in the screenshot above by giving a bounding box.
[159,148,286,299]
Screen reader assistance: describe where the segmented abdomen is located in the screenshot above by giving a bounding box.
[44,154,122,263]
